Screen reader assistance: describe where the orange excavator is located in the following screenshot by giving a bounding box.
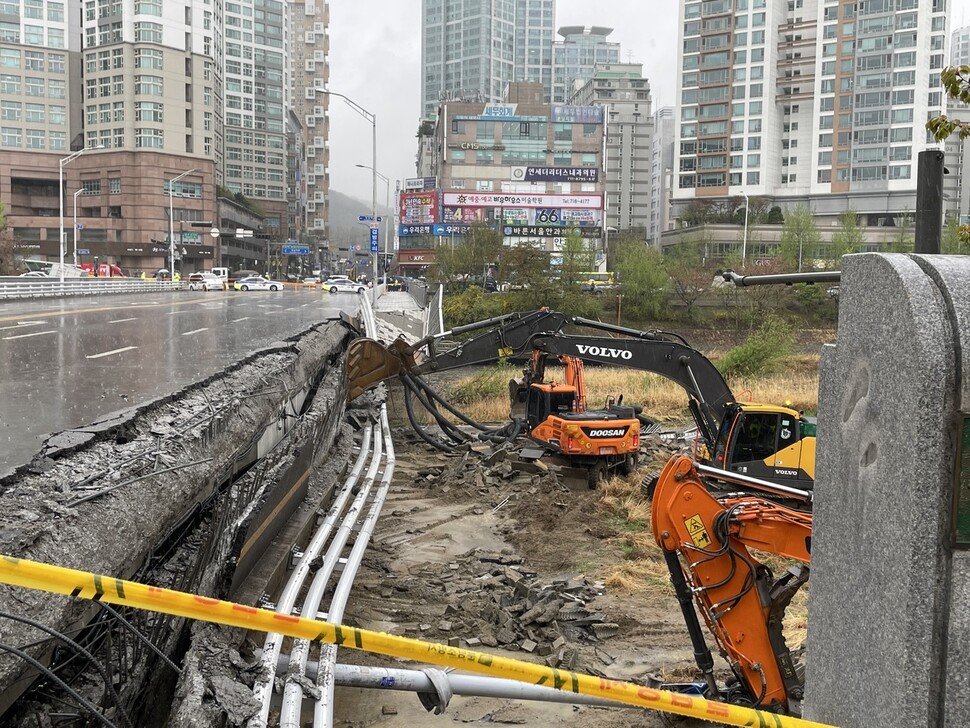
[650,454,812,715]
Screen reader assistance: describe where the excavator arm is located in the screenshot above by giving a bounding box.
[650,455,812,714]
[346,309,737,450]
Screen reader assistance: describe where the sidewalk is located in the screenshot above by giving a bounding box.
[373,291,425,341]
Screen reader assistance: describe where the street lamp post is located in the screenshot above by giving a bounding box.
[356,164,390,282]
[58,146,102,284]
[168,169,197,283]
[741,190,749,269]
[322,90,377,302]
[73,189,84,267]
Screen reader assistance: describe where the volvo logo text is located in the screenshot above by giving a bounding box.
[575,344,633,360]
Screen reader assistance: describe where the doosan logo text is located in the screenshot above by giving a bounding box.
[575,344,633,360]
[586,428,627,438]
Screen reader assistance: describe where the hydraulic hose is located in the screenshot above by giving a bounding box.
[407,374,493,432]
[403,381,454,452]
[401,374,469,445]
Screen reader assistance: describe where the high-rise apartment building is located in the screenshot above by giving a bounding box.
[221,0,288,240]
[569,63,653,235]
[673,0,948,222]
[421,0,516,120]
[650,106,675,245]
[288,0,330,240]
[513,0,555,97]
[551,26,619,104]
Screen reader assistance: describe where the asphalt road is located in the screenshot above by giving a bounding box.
[0,288,360,478]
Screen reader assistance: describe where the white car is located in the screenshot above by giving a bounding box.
[234,275,284,291]
[323,277,366,294]
[187,272,223,291]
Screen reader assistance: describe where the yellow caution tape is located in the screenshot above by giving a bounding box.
[0,554,836,728]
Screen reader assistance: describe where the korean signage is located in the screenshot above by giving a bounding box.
[503,225,602,239]
[398,224,434,237]
[399,190,439,225]
[481,104,517,118]
[433,224,472,236]
[443,192,602,210]
[404,177,437,191]
[552,105,604,124]
[517,166,599,183]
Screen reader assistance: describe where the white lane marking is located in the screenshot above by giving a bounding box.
[181,327,209,336]
[2,330,55,340]
[0,321,48,331]
[86,346,138,359]
[108,317,139,323]
[230,317,250,323]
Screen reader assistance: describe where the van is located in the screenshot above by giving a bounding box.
[211,267,230,290]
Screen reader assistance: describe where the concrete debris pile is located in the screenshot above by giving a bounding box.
[393,549,619,675]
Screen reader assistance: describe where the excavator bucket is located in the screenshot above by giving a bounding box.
[346,337,404,400]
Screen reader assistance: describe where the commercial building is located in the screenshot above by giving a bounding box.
[672,0,949,231]
[401,82,606,276]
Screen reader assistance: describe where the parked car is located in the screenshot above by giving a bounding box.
[234,276,283,291]
[323,277,366,294]
[187,272,223,291]
[302,276,321,286]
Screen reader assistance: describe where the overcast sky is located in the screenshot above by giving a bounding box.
[328,1,970,204]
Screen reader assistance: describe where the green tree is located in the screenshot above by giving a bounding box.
[557,228,595,293]
[927,66,970,142]
[431,223,504,286]
[613,238,668,321]
[927,67,970,244]
[778,206,822,272]
[829,209,865,264]
[767,206,785,224]
[0,200,14,275]
[883,212,913,253]
[663,233,715,321]
[943,214,970,254]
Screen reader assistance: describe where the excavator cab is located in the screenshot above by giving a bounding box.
[714,405,816,485]
[525,384,577,431]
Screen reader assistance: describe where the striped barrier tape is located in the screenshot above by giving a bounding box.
[0,554,837,728]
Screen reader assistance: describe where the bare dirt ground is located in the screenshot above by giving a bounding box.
[335,425,699,728]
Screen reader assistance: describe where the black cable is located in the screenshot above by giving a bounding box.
[0,641,119,728]
[0,610,131,728]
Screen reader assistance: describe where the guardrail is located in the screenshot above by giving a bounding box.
[0,277,181,299]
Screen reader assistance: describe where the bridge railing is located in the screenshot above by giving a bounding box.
[0,277,181,299]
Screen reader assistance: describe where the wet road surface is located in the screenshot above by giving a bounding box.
[0,288,361,478]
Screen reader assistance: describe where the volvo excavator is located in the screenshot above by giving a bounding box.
[347,309,817,489]
[650,454,812,715]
